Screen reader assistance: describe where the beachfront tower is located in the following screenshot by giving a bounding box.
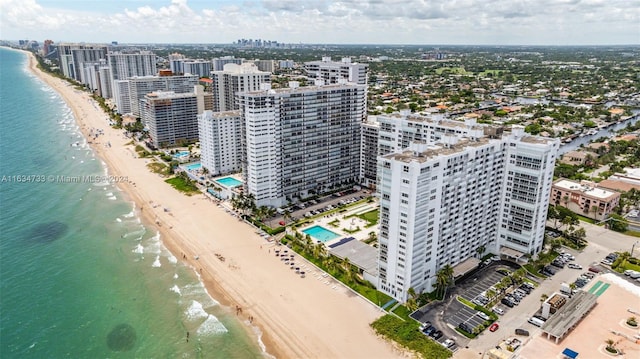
[198,110,243,176]
[376,126,558,302]
[238,81,366,208]
[140,91,199,148]
[211,63,271,112]
[115,74,199,116]
[108,51,157,85]
[183,60,213,78]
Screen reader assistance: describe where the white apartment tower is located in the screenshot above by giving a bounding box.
[198,110,243,176]
[211,63,271,112]
[140,91,199,148]
[360,117,380,187]
[377,125,558,302]
[212,56,243,71]
[108,51,157,85]
[115,74,199,116]
[304,57,368,85]
[56,43,108,82]
[238,82,366,208]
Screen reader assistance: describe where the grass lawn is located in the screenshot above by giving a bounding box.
[370,315,452,359]
[357,209,379,227]
[165,176,199,195]
[435,67,472,76]
[392,305,412,321]
[624,230,640,238]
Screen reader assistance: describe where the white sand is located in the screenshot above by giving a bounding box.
[24,50,409,359]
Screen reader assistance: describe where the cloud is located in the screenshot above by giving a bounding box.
[0,0,637,44]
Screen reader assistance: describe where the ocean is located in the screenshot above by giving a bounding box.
[0,47,266,358]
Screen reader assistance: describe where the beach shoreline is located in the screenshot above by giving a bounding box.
[22,48,407,359]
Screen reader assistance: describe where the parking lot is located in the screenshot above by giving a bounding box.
[446,300,486,331]
[459,270,505,302]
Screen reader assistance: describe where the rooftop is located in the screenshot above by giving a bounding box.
[328,237,378,276]
[553,179,619,200]
[541,290,598,340]
[384,136,497,163]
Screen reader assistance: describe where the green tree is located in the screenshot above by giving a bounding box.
[608,213,628,232]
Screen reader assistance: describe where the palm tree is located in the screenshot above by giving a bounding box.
[283,210,292,225]
[540,293,549,305]
[605,339,616,353]
[436,265,454,299]
[590,205,599,220]
[562,195,570,208]
[475,244,486,259]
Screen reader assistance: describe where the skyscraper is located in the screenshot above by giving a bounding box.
[238,81,366,208]
[376,125,558,302]
[115,74,199,116]
[108,51,157,84]
[140,91,199,148]
[211,63,271,112]
[183,60,212,78]
[212,56,243,71]
[198,110,243,176]
[56,43,108,82]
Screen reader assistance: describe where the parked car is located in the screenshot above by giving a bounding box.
[567,263,582,269]
[501,298,515,307]
[441,339,455,348]
[477,311,491,321]
[584,271,596,278]
[518,285,532,294]
[419,321,431,331]
[492,306,505,315]
[601,259,613,266]
[432,330,443,340]
[489,323,499,332]
[528,317,545,327]
[551,260,565,269]
[515,328,530,336]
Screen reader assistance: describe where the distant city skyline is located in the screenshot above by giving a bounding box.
[1,0,638,45]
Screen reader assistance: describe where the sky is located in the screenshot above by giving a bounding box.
[1,0,638,45]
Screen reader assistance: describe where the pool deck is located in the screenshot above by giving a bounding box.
[299,202,378,246]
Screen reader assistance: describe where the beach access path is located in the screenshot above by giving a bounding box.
[24,51,409,359]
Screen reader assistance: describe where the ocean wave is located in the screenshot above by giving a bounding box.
[116,218,122,223]
[132,244,144,254]
[152,256,161,268]
[123,210,135,219]
[167,254,177,264]
[196,315,228,336]
[185,300,208,320]
[170,285,181,296]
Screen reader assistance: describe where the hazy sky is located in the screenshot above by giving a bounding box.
[1,0,638,45]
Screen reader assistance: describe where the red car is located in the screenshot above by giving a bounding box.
[489,323,499,332]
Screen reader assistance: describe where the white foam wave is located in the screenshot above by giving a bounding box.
[108,196,117,200]
[116,218,122,223]
[252,326,276,359]
[170,285,181,296]
[167,254,177,264]
[186,300,209,320]
[174,273,179,279]
[132,244,144,254]
[152,256,161,268]
[123,211,135,218]
[196,315,228,336]
[144,232,161,254]
[105,192,113,196]
[181,283,219,307]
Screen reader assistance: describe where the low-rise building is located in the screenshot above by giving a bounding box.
[551,179,621,220]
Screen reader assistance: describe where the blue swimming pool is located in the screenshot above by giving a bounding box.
[173,151,190,158]
[302,225,341,243]
[184,163,201,171]
[215,176,242,188]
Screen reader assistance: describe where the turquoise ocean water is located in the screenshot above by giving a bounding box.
[0,48,266,358]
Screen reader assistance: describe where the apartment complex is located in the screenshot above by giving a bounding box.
[114,74,199,116]
[551,179,620,221]
[198,110,243,176]
[108,51,157,83]
[304,57,368,85]
[212,56,243,71]
[238,81,366,208]
[56,43,108,82]
[183,60,212,78]
[140,91,199,148]
[211,63,271,112]
[359,111,503,188]
[377,126,558,302]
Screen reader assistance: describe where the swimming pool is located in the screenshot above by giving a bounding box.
[215,177,242,188]
[302,225,341,243]
[184,163,201,171]
[173,151,190,158]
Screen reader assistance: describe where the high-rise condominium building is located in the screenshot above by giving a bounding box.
[304,57,368,85]
[211,63,271,112]
[360,111,502,188]
[56,43,108,82]
[198,110,243,176]
[377,126,558,302]
[212,56,243,71]
[114,74,199,116]
[252,59,275,73]
[108,51,157,85]
[140,91,199,148]
[183,60,212,78]
[238,81,366,208]
[168,53,186,74]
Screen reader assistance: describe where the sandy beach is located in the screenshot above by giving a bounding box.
[23,50,408,359]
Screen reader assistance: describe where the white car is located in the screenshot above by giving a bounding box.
[567,263,582,270]
[477,311,491,321]
[492,307,505,315]
[601,259,613,266]
[441,339,455,348]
